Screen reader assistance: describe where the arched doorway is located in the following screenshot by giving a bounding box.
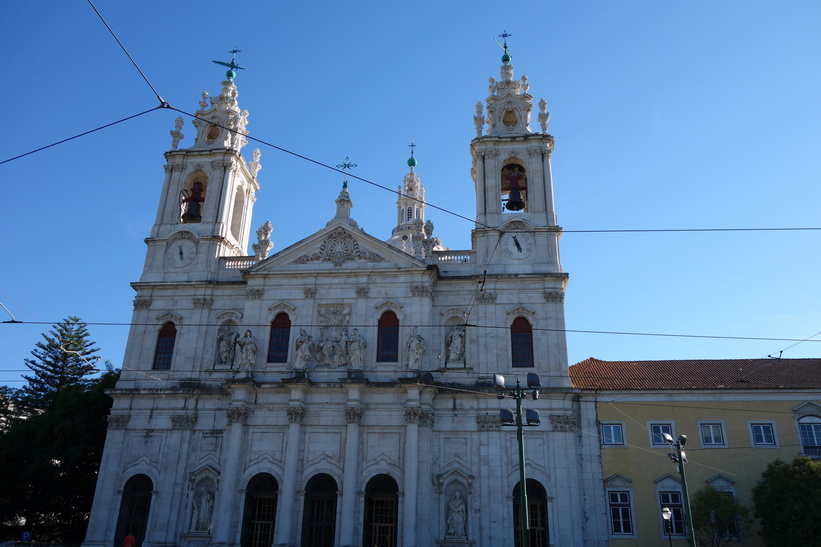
[513,479,549,547]
[241,473,278,547]
[114,474,153,547]
[300,474,338,546]
[363,474,399,547]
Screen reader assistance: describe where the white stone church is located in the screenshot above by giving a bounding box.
[82,47,608,547]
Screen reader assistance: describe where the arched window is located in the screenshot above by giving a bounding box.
[114,474,154,547]
[301,474,338,547]
[407,207,413,223]
[501,164,527,212]
[400,209,405,223]
[415,207,420,219]
[181,178,207,223]
[230,188,245,241]
[799,415,821,459]
[511,317,534,368]
[377,311,399,362]
[513,479,548,547]
[241,474,278,547]
[152,322,176,370]
[363,475,399,547]
[267,313,291,363]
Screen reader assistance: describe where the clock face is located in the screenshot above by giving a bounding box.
[501,232,534,259]
[165,238,197,268]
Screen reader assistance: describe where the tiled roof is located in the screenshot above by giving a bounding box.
[569,357,821,390]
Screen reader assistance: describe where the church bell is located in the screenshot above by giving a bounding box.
[505,183,525,211]
[182,200,202,223]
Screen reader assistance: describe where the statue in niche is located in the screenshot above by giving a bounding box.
[406,327,426,370]
[216,325,239,367]
[347,328,367,370]
[191,487,214,533]
[293,329,313,371]
[446,326,466,365]
[236,330,258,371]
[446,491,467,537]
[331,329,349,368]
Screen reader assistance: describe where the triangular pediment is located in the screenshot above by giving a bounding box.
[247,222,427,273]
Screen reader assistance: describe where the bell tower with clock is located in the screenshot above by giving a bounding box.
[470,38,561,273]
[140,66,262,283]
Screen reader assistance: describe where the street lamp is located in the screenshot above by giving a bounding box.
[495,373,542,547]
[664,433,696,547]
[662,507,673,547]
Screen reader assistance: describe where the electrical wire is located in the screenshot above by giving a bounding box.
[0,107,163,166]
[86,0,166,107]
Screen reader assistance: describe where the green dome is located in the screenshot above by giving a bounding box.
[407,155,417,168]
[226,69,236,80]
[501,52,511,64]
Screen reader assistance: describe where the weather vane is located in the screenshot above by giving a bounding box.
[336,156,358,188]
[495,30,513,61]
[212,48,245,81]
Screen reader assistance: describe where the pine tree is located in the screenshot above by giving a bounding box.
[20,316,99,410]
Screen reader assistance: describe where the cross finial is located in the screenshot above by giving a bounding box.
[495,31,513,63]
[498,31,512,47]
[409,138,416,157]
[336,156,358,188]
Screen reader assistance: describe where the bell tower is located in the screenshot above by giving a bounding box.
[470,39,560,272]
[141,65,262,282]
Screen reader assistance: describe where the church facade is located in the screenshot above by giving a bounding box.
[82,50,608,547]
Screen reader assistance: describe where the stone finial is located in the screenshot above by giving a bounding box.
[199,91,209,110]
[248,148,262,178]
[170,116,185,150]
[252,221,274,261]
[538,98,550,134]
[474,102,485,137]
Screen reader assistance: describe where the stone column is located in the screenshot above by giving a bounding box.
[212,402,250,547]
[338,400,362,546]
[274,386,306,546]
[402,385,421,546]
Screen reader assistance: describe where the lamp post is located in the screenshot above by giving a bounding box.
[664,433,696,547]
[495,373,542,547]
[662,507,673,547]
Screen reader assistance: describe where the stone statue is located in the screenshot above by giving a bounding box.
[406,327,426,370]
[347,328,366,370]
[446,491,466,537]
[294,329,313,371]
[191,488,214,533]
[236,330,258,370]
[520,75,529,94]
[199,91,209,110]
[216,325,238,366]
[446,326,466,365]
[170,116,184,150]
[331,329,349,368]
[253,221,274,261]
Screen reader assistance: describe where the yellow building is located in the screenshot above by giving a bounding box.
[570,357,821,545]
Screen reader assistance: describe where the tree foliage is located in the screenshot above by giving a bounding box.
[752,456,821,547]
[690,485,750,547]
[20,316,99,410]
[0,367,118,543]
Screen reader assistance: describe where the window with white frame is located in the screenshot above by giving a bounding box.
[608,491,633,535]
[798,416,821,459]
[658,491,685,536]
[699,422,726,447]
[649,423,674,447]
[600,423,624,446]
[749,422,777,447]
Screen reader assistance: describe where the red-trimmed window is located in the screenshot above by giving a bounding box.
[267,313,291,363]
[511,317,534,368]
[376,312,399,362]
[152,322,176,370]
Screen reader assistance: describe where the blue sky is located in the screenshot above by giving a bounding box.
[2,1,820,386]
